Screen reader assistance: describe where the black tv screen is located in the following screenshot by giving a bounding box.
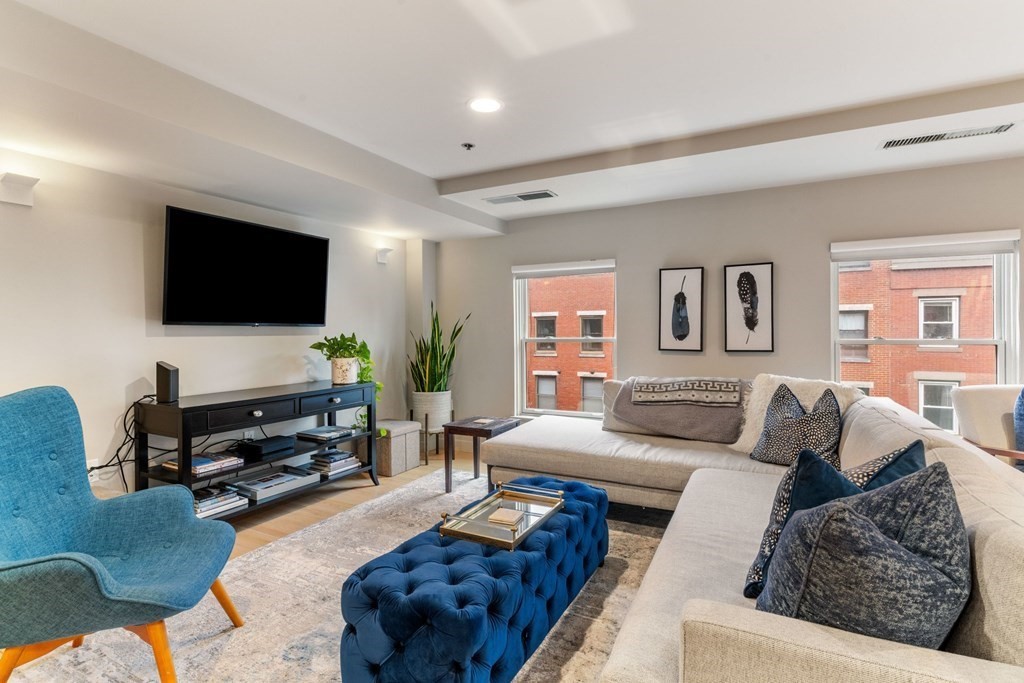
[162,207,329,326]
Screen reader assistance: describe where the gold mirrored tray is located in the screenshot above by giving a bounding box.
[439,482,564,550]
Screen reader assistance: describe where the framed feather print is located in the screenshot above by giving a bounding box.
[659,266,704,351]
[724,262,774,352]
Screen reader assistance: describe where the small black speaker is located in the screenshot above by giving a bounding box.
[156,361,179,403]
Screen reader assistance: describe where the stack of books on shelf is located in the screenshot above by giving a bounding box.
[162,452,244,477]
[193,485,247,519]
[309,449,362,479]
[233,467,319,502]
[296,425,355,442]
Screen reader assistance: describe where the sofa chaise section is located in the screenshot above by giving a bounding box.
[482,415,782,510]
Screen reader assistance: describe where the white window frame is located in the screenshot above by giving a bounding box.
[829,230,1020,385]
[918,380,959,432]
[513,259,616,418]
[918,297,960,341]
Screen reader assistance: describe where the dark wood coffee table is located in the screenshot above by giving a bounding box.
[443,417,520,492]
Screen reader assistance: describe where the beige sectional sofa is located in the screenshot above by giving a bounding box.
[481,392,1024,681]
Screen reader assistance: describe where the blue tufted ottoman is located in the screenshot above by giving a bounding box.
[341,477,609,683]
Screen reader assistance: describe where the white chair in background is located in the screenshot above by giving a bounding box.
[950,384,1024,459]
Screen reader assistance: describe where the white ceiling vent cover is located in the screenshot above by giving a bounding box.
[882,123,1015,149]
[484,189,558,204]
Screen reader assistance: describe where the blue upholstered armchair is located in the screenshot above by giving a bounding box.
[0,387,242,682]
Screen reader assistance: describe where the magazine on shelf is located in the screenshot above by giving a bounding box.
[296,426,355,442]
[163,453,243,475]
[313,450,356,464]
[196,497,248,519]
[193,485,239,508]
[311,459,360,474]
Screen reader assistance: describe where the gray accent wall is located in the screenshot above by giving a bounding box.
[438,157,1024,419]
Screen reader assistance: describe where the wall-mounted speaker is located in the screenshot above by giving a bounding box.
[156,361,179,403]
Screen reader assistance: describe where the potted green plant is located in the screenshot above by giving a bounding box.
[408,304,470,432]
[310,332,371,385]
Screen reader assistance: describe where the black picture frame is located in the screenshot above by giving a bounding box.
[659,267,704,351]
[724,262,774,352]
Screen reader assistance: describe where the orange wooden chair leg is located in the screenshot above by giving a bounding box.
[0,646,25,683]
[71,636,84,648]
[210,579,245,627]
[145,621,176,683]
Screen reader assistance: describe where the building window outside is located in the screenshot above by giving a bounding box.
[580,377,603,413]
[838,310,869,361]
[919,297,959,340]
[919,381,958,431]
[581,316,604,354]
[536,376,557,410]
[535,316,556,353]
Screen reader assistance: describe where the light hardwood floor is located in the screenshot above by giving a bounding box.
[229,445,477,558]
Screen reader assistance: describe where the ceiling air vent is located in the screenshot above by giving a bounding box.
[882,123,1014,149]
[484,189,558,205]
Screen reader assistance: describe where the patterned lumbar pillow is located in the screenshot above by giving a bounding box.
[743,440,925,598]
[750,384,841,468]
[756,462,970,650]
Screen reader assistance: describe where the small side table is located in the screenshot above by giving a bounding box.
[443,417,520,493]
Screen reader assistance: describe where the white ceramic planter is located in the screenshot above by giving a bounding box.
[411,390,452,433]
[331,357,359,384]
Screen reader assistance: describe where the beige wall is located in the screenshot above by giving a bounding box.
[0,149,406,482]
[438,157,1024,418]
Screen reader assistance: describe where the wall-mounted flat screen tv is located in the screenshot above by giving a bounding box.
[162,206,329,326]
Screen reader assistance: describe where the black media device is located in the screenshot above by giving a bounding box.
[237,435,296,460]
[162,206,330,326]
[156,361,179,403]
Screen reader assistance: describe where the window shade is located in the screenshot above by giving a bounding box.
[512,259,615,279]
[830,230,1019,262]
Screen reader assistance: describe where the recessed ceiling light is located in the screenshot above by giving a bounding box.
[468,98,503,113]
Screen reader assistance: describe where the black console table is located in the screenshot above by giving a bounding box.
[133,380,377,520]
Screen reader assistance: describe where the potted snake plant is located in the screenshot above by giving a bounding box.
[408,304,470,432]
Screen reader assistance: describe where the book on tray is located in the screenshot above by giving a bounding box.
[296,426,355,442]
[192,485,246,518]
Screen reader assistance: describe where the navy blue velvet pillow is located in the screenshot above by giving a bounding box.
[750,384,842,468]
[743,440,925,598]
[756,463,971,649]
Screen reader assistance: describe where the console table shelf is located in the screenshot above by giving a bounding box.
[133,380,378,520]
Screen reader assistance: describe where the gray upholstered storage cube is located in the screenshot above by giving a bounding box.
[358,419,422,477]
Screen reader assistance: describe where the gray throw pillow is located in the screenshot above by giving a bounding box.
[750,384,841,468]
[756,463,970,649]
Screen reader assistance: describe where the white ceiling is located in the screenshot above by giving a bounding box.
[5,0,1024,237]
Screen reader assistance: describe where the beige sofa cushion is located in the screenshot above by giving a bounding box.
[838,398,949,468]
[600,469,779,683]
[926,446,1024,666]
[734,374,864,454]
[482,415,784,494]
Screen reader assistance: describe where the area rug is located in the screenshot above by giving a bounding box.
[12,470,667,682]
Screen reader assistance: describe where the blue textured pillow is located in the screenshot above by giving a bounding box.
[743,441,925,598]
[756,462,970,649]
[1014,388,1024,451]
[750,384,841,468]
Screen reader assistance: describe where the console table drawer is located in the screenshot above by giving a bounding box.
[208,399,296,429]
[301,388,367,414]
